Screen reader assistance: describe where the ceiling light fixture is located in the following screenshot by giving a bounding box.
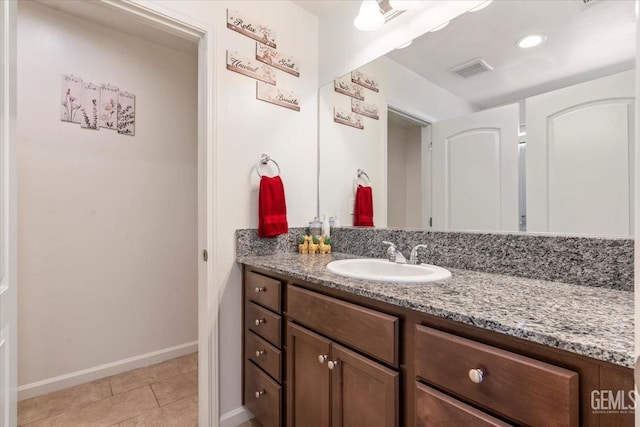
[389,0,422,11]
[516,34,547,48]
[429,21,450,32]
[396,40,413,49]
[354,0,385,31]
[469,0,493,12]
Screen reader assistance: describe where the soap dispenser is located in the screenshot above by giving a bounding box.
[309,217,322,237]
[322,214,330,238]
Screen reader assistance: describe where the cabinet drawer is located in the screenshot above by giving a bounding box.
[246,330,282,382]
[246,271,282,313]
[287,285,399,366]
[415,382,513,427]
[245,361,282,427]
[246,301,282,347]
[415,325,579,427]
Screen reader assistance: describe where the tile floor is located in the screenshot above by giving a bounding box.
[18,352,198,426]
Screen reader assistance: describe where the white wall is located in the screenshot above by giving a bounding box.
[155,0,319,421]
[17,0,198,390]
[319,56,473,229]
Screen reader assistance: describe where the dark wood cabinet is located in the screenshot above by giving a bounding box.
[242,265,634,427]
[287,321,398,427]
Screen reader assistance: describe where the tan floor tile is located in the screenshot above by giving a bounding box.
[18,378,112,426]
[236,419,262,427]
[110,353,197,395]
[150,370,198,406]
[23,386,158,427]
[119,394,197,427]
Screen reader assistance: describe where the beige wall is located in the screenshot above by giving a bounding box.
[387,119,423,228]
[17,0,198,388]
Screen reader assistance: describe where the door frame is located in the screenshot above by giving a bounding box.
[1,1,18,425]
[4,1,220,425]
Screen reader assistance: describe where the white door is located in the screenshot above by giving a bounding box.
[0,1,18,426]
[526,70,635,236]
[431,103,519,231]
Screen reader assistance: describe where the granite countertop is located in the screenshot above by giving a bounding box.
[238,252,634,368]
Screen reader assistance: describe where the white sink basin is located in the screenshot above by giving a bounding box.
[326,258,451,283]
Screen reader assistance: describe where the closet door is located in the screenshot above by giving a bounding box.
[526,70,635,236]
[431,103,519,231]
[0,1,18,425]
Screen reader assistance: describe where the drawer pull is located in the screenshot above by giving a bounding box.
[255,287,265,293]
[318,354,328,364]
[254,318,265,326]
[328,360,340,370]
[468,368,484,384]
[255,349,266,357]
[255,389,266,398]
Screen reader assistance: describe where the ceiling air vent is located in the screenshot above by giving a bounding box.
[450,59,494,79]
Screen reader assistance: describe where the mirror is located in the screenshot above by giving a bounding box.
[318,0,636,236]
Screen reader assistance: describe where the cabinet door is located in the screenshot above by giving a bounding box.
[287,322,331,427]
[330,343,399,427]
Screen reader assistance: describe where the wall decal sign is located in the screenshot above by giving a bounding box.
[117,91,136,136]
[99,84,119,129]
[351,99,379,120]
[256,43,300,77]
[80,82,100,130]
[61,74,83,123]
[256,81,300,112]
[351,70,379,92]
[334,107,364,130]
[334,76,364,101]
[227,51,277,85]
[227,9,276,48]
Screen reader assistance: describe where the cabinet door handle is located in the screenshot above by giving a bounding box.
[255,350,266,358]
[255,390,266,398]
[255,287,265,293]
[318,354,328,364]
[328,360,340,370]
[254,318,265,326]
[468,368,484,384]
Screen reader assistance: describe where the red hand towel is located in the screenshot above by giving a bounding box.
[354,185,374,227]
[258,175,289,238]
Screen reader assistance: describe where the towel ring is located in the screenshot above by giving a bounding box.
[353,169,371,194]
[256,154,281,178]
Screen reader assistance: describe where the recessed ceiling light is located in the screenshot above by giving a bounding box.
[429,21,449,32]
[469,0,493,12]
[516,34,547,49]
[396,40,413,49]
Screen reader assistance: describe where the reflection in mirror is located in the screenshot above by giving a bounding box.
[318,0,636,237]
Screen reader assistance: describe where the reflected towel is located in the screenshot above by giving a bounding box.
[354,185,374,227]
[259,175,289,238]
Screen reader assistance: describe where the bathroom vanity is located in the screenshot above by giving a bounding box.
[240,253,633,427]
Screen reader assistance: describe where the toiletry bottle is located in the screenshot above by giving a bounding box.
[333,213,341,227]
[309,217,322,237]
[322,214,330,238]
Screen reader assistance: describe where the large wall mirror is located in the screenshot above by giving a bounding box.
[318,0,636,237]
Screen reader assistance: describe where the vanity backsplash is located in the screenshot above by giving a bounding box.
[236,227,633,291]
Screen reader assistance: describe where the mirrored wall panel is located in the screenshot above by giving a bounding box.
[318,0,635,236]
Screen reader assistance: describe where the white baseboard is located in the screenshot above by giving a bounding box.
[220,406,252,427]
[18,341,198,401]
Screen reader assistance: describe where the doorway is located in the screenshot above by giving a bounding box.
[8,1,216,425]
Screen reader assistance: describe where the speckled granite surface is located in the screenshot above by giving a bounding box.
[327,228,634,291]
[238,253,634,368]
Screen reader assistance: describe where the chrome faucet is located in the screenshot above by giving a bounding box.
[382,241,408,264]
[409,244,429,265]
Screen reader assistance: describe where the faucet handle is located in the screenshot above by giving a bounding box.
[410,244,430,264]
[382,241,397,262]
